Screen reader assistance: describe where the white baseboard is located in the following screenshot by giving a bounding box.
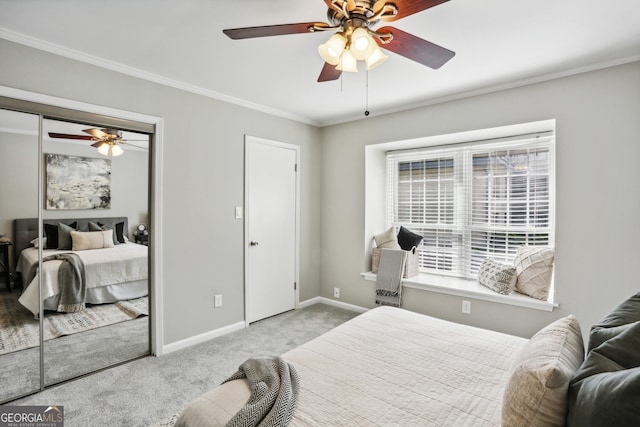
[161,321,246,355]
[299,296,369,313]
[162,298,366,355]
[297,296,321,309]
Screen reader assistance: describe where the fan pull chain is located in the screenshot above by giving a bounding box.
[364,69,370,117]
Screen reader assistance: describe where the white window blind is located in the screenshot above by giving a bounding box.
[386,133,554,279]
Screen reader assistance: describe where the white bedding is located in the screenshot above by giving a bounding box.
[16,242,148,315]
[176,306,528,426]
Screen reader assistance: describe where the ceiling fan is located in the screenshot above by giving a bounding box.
[223,0,455,82]
[48,128,148,157]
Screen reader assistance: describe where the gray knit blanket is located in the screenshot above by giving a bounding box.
[375,249,407,307]
[26,253,87,313]
[222,356,300,427]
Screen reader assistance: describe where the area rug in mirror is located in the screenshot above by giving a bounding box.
[0,293,148,355]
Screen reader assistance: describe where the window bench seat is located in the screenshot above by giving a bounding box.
[361,271,558,312]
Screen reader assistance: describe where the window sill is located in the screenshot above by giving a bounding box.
[361,271,558,312]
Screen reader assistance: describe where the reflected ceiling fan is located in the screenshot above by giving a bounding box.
[223,0,455,82]
[48,128,148,157]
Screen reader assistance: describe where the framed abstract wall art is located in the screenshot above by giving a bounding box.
[45,153,111,210]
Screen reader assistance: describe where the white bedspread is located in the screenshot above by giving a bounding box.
[177,306,528,426]
[17,243,148,315]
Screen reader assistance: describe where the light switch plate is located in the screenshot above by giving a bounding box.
[235,207,243,219]
[462,300,471,314]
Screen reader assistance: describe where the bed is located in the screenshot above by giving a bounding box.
[13,217,148,316]
[176,293,640,427]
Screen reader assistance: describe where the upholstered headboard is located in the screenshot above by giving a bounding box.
[12,217,128,268]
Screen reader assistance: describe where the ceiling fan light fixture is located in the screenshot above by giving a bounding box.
[366,44,388,70]
[224,0,456,82]
[318,33,347,65]
[96,140,124,157]
[97,142,111,156]
[336,50,358,72]
[111,144,124,157]
[349,28,375,60]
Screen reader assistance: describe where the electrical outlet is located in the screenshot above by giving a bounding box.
[214,294,223,308]
[462,300,471,314]
[333,287,340,298]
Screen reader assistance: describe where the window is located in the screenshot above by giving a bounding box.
[386,134,554,280]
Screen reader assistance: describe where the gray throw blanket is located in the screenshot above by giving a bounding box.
[375,248,407,307]
[222,356,300,427]
[25,253,87,313]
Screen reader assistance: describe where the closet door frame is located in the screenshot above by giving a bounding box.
[0,88,165,399]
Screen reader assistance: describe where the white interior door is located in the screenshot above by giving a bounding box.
[245,136,298,323]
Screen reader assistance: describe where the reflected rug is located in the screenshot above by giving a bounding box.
[0,292,148,355]
[149,414,180,427]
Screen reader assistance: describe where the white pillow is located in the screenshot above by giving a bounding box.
[514,246,555,300]
[30,237,47,248]
[477,258,517,295]
[374,227,401,249]
[71,230,114,251]
[502,315,584,427]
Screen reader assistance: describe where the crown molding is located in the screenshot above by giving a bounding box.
[0,28,320,127]
[3,27,638,129]
[317,54,640,126]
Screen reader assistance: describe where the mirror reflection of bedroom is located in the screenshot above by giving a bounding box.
[0,110,151,403]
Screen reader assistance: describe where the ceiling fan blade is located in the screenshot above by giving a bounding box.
[48,132,93,140]
[317,62,342,82]
[83,128,109,139]
[90,141,104,148]
[376,26,455,69]
[373,0,449,22]
[223,22,329,39]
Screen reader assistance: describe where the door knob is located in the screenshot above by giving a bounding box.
[250,241,259,246]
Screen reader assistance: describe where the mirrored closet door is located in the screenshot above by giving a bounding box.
[41,118,150,386]
[0,109,40,401]
[0,103,153,403]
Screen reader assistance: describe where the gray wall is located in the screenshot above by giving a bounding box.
[0,132,38,240]
[0,131,148,263]
[0,39,323,345]
[2,36,638,346]
[319,61,640,339]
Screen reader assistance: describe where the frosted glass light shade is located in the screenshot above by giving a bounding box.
[111,144,124,156]
[349,28,376,60]
[336,50,358,72]
[318,33,347,65]
[366,44,388,70]
[97,142,110,156]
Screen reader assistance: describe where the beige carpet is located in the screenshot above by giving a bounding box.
[0,292,148,355]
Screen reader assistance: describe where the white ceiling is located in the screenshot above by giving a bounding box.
[1,0,639,127]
